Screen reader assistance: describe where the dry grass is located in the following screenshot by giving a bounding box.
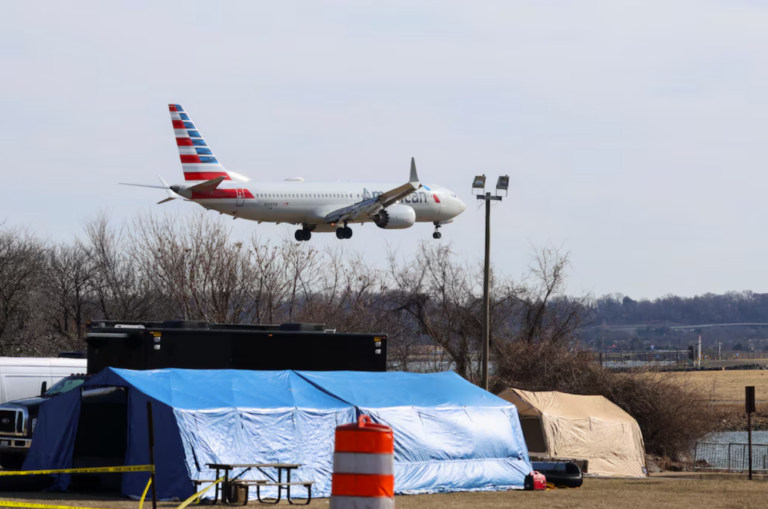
[660,370,768,401]
[2,478,768,509]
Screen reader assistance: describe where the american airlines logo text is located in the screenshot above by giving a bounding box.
[363,189,433,204]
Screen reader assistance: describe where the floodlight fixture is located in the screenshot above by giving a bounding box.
[472,175,486,191]
[496,175,509,196]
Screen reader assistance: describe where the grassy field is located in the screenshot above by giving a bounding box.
[660,369,768,401]
[1,478,767,509]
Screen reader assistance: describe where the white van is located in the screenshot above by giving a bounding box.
[0,357,87,405]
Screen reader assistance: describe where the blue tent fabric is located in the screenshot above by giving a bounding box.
[25,369,530,499]
[24,368,192,499]
[298,371,531,493]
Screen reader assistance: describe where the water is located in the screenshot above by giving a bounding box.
[704,431,768,444]
[602,360,676,369]
[695,432,768,471]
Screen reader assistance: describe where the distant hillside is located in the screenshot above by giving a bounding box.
[594,292,768,326]
[582,292,768,351]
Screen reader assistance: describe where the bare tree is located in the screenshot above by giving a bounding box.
[512,245,594,345]
[45,242,96,340]
[0,226,48,354]
[130,211,260,323]
[83,212,162,321]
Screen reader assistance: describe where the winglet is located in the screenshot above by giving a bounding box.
[409,157,420,183]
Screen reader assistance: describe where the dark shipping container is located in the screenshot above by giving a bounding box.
[85,321,387,374]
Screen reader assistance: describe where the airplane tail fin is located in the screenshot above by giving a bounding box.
[168,104,249,182]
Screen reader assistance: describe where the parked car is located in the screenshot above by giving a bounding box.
[0,374,89,469]
[0,357,87,405]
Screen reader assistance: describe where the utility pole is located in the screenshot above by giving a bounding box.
[472,174,508,391]
[698,335,702,368]
[746,386,755,480]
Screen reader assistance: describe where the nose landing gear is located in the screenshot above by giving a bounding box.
[433,222,442,240]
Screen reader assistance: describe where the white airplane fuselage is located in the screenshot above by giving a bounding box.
[178,180,465,231]
[123,104,466,240]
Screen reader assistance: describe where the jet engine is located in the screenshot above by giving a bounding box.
[375,204,416,229]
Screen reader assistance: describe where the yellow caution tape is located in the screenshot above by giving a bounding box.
[0,465,154,476]
[0,502,116,509]
[177,477,225,509]
[138,477,152,509]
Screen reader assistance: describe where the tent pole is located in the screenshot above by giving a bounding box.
[147,401,158,509]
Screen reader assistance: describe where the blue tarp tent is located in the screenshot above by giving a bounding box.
[25,369,530,499]
[300,371,531,494]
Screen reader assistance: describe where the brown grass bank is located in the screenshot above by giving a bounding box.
[1,478,767,509]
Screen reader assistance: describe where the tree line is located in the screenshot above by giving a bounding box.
[1,212,719,458]
[0,211,587,383]
[595,292,768,326]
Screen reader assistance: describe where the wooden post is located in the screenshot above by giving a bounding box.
[746,386,755,480]
[147,401,158,509]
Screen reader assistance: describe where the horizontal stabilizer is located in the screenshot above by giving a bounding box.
[188,176,225,192]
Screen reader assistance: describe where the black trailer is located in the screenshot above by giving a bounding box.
[85,320,387,374]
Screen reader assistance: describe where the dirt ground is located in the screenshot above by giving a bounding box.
[660,369,768,401]
[1,478,768,509]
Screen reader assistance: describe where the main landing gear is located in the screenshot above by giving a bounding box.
[294,228,312,242]
[433,222,442,240]
[336,223,353,240]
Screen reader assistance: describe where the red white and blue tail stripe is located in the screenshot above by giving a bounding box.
[169,104,248,182]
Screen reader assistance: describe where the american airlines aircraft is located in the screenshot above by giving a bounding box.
[122,104,466,241]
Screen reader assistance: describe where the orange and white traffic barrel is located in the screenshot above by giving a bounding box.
[330,415,394,509]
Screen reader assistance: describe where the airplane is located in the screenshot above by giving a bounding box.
[122,104,466,241]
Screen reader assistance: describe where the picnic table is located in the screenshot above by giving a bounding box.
[204,463,313,505]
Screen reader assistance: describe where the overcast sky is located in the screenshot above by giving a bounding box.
[1,1,767,299]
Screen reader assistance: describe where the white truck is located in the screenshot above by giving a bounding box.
[0,357,86,404]
[0,357,87,469]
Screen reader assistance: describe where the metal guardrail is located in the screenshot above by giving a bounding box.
[694,442,768,472]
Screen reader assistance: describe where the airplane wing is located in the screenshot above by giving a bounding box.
[324,158,422,224]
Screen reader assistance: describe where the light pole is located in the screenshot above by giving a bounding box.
[473,174,509,390]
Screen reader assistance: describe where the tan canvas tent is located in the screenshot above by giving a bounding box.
[498,389,646,477]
